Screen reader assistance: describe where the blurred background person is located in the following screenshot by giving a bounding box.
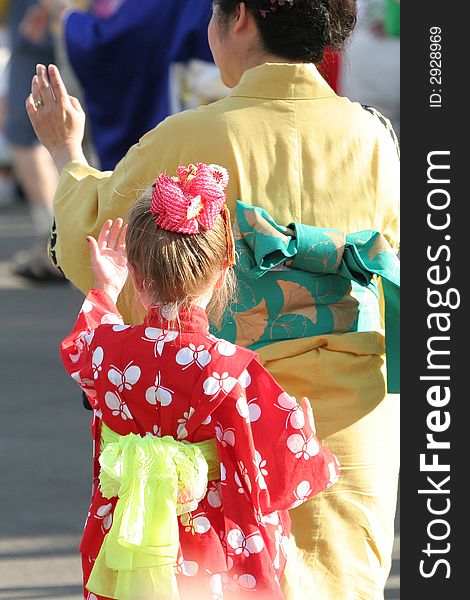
[340,0,400,136]
[30,0,340,170]
[171,58,229,113]
[35,0,216,170]
[8,0,217,282]
[4,0,64,282]
[0,0,16,209]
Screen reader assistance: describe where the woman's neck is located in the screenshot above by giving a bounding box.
[234,51,303,86]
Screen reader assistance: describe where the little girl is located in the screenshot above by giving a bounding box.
[60,163,339,600]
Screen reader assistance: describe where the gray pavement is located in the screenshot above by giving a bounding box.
[0,201,399,599]
[0,203,87,599]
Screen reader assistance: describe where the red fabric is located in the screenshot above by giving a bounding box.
[61,290,339,599]
[318,48,342,93]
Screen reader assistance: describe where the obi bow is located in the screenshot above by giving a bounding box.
[86,424,219,600]
[235,201,400,393]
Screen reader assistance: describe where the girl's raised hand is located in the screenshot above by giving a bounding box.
[86,219,128,303]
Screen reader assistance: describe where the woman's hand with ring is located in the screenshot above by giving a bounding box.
[26,64,87,172]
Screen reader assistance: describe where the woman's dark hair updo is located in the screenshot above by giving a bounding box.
[214,0,357,63]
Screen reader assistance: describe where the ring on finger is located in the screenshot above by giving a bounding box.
[34,98,44,108]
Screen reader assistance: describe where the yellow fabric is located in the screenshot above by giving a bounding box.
[52,62,399,318]
[257,334,400,600]
[52,62,400,599]
[86,424,219,600]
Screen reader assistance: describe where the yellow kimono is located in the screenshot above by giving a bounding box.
[52,63,400,600]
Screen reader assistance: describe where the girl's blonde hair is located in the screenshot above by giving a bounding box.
[126,188,236,323]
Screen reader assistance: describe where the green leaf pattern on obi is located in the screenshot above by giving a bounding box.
[212,201,400,392]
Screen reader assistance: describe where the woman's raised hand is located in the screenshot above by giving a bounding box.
[86,219,129,304]
[26,64,87,172]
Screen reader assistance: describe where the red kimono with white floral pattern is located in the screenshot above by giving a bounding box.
[61,290,340,600]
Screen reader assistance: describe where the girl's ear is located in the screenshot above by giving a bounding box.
[214,264,229,290]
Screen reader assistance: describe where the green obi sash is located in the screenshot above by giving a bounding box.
[213,201,400,393]
[86,423,219,600]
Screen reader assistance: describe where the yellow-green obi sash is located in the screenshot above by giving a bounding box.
[86,423,219,600]
[213,201,400,393]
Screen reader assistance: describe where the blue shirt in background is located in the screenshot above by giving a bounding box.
[65,0,214,169]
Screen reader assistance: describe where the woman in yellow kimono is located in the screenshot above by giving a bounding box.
[27,1,400,598]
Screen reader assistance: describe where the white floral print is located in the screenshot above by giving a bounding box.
[286,431,319,459]
[175,555,199,576]
[104,390,133,420]
[234,472,245,495]
[289,480,314,509]
[145,372,173,407]
[220,463,227,483]
[91,347,104,379]
[142,327,178,357]
[253,451,268,490]
[238,369,251,389]
[203,372,238,399]
[176,343,211,370]
[235,395,261,423]
[227,528,264,557]
[234,460,252,494]
[216,340,237,356]
[83,330,95,347]
[180,512,211,535]
[275,392,305,429]
[81,299,93,314]
[215,423,235,447]
[107,361,141,392]
[262,512,280,526]
[146,424,161,437]
[68,330,88,363]
[225,573,257,593]
[101,313,122,325]
[207,482,222,508]
[208,573,224,600]
[95,502,113,533]
[177,407,195,440]
[112,324,130,332]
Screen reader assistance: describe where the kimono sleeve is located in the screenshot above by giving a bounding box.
[214,358,340,516]
[60,289,124,405]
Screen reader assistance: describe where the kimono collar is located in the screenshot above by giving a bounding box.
[229,62,337,101]
[144,304,210,334]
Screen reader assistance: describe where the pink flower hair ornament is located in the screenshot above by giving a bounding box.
[151,163,229,235]
[150,162,236,267]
